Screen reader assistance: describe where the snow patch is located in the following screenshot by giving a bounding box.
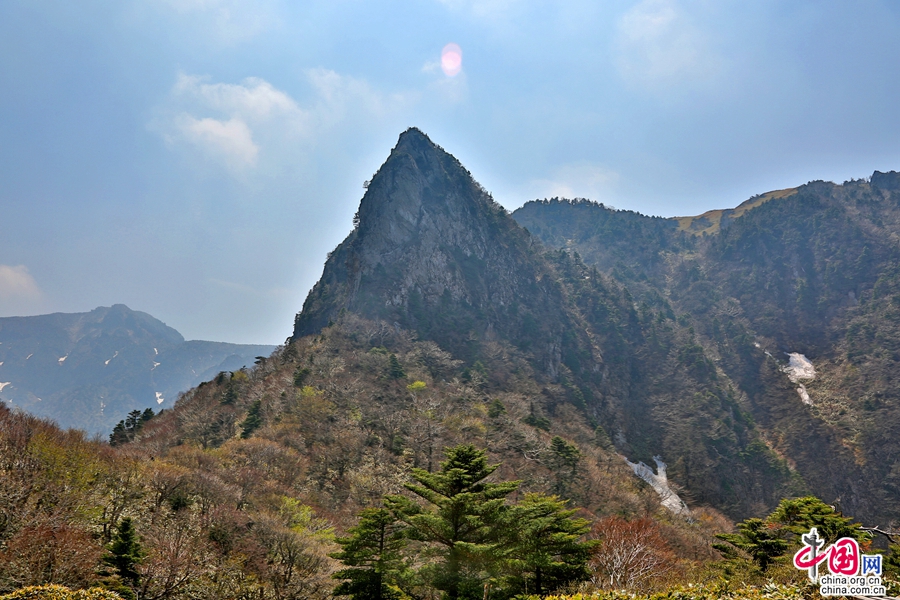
[783,352,815,382]
[151,361,160,370]
[155,392,164,404]
[0,362,4,367]
[58,355,68,365]
[105,351,119,365]
[624,455,690,516]
[25,353,32,360]
[796,384,812,405]
[154,347,158,355]
[0,382,10,392]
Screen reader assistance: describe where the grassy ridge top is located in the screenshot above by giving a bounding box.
[675,188,799,236]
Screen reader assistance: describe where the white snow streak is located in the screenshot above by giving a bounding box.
[783,353,815,382]
[105,351,119,365]
[155,392,165,404]
[624,455,690,515]
[783,352,815,405]
[58,355,68,365]
[0,382,11,392]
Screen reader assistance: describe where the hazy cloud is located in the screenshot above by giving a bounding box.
[0,265,44,316]
[528,162,619,201]
[174,75,303,121]
[177,115,259,168]
[615,0,720,89]
[157,71,415,174]
[153,0,279,43]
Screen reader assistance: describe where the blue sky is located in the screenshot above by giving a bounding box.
[2,0,900,344]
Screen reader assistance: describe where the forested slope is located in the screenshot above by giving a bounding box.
[514,172,900,524]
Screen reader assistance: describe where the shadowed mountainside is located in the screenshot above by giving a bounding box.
[0,304,275,433]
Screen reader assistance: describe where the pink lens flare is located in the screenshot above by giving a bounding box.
[441,43,462,77]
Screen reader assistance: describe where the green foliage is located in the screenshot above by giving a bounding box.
[331,508,408,600]
[548,437,581,496]
[240,399,263,438]
[715,496,869,573]
[497,493,594,596]
[766,496,869,544]
[385,445,520,599]
[522,412,551,431]
[714,519,787,571]
[487,399,506,419]
[387,354,406,380]
[102,518,143,588]
[293,366,311,387]
[108,409,155,446]
[221,383,239,405]
[886,543,900,576]
[406,380,427,392]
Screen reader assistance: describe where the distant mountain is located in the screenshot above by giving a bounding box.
[513,172,900,523]
[0,304,275,433]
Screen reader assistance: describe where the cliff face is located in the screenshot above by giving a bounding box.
[294,128,572,373]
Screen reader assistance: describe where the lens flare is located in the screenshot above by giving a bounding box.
[441,43,462,77]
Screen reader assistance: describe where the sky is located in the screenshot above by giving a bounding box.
[2,0,900,345]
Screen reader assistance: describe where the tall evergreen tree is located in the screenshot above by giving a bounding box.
[331,508,408,600]
[714,518,788,571]
[498,493,594,596]
[102,517,144,599]
[385,445,519,600]
[767,496,869,544]
[240,399,263,438]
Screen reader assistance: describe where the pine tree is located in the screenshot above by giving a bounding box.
[240,399,263,438]
[767,496,869,544]
[714,518,788,571]
[387,354,406,380]
[103,517,144,597]
[498,493,594,596]
[331,508,408,600]
[385,445,519,600]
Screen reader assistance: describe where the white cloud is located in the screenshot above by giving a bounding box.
[0,265,41,300]
[615,0,720,90]
[156,71,416,175]
[528,162,619,201]
[174,75,303,121]
[0,265,45,316]
[178,115,259,168]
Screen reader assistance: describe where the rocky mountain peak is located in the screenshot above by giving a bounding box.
[293,129,568,367]
[353,127,502,261]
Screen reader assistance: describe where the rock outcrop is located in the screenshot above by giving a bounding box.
[294,128,571,373]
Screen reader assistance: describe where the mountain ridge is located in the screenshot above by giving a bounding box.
[0,304,275,433]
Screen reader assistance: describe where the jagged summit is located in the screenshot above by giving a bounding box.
[352,126,505,258]
[293,129,569,368]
